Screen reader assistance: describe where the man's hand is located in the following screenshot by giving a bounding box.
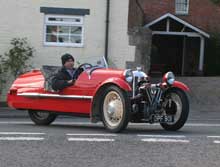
[67,79,75,85]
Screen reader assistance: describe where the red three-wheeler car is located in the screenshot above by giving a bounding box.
[7,57,189,132]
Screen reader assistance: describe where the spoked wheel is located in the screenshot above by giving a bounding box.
[160,88,189,131]
[28,110,57,125]
[101,85,130,133]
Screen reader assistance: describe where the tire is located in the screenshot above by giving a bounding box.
[160,88,189,131]
[28,110,57,125]
[101,85,130,133]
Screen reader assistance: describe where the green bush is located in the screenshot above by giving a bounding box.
[0,56,6,94]
[0,38,34,94]
[2,38,34,77]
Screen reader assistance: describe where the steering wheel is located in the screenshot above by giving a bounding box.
[77,63,93,70]
[73,63,93,80]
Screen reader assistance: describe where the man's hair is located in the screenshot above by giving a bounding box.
[61,53,74,65]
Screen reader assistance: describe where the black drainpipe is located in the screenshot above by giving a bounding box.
[105,0,110,62]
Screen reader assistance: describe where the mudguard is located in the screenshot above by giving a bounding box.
[94,77,132,94]
[91,77,131,123]
[172,81,190,92]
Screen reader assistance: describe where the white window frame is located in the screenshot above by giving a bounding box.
[175,0,189,15]
[43,14,84,47]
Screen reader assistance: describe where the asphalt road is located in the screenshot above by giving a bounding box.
[0,110,220,167]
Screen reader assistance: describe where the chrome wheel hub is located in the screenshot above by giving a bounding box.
[103,91,123,127]
[165,93,182,125]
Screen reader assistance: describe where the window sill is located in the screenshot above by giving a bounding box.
[175,12,189,16]
[44,42,84,48]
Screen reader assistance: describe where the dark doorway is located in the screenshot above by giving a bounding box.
[150,35,184,76]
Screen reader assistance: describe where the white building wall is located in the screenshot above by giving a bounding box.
[0,0,135,101]
[0,0,107,101]
[108,0,135,69]
[0,0,106,67]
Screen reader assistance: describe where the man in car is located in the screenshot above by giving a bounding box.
[52,53,77,91]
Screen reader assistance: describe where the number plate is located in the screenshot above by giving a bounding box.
[154,115,174,123]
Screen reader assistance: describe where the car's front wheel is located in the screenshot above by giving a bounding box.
[28,110,57,125]
[101,85,130,133]
[160,88,189,131]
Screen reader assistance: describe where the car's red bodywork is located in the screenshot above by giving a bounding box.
[7,68,131,115]
[7,65,191,132]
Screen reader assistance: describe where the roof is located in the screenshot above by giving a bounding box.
[144,13,210,38]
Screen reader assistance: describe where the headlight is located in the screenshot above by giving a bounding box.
[123,69,133,83]
[163,72,175,85]
[133,68,148,83]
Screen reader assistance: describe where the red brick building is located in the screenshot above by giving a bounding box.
[128,0,220,76]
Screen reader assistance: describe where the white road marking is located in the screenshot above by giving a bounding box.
[207,136,220,144]
[207,136,220,138]
[68,138,115,142]
[66,133,117,136]
[141,138,190,143]
[0,137,44,141]
[213,140,220,144]
[0,132,45,141]
[137,135,186,138]
[0,132,45,135]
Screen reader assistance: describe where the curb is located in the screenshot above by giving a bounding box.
[0,107,29,118]
[1,107,220,120]
[0,102,8,107]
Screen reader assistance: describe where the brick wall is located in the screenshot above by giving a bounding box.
[129,0,220,33]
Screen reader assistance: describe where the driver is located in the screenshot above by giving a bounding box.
[52,53,81,91]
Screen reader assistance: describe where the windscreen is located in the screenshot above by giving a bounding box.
[75,56,108,68]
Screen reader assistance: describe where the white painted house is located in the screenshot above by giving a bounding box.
[0,0,135,101]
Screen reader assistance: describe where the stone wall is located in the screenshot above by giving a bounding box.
[127,27,152,72]
[150,76,220,112]
[176,77,220,112]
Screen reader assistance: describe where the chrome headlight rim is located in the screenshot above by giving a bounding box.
[132,70,148,83]
[166,71,175,85]
[123,69,133,83]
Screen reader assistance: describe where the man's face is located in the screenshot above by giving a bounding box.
[64,59,74,69]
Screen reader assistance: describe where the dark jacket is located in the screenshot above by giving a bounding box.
[51,67,76,91]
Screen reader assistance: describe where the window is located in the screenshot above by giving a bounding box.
[175,0,189,15]
[44,15,84,47]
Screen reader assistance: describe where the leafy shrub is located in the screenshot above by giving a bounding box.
[0,56,6,94]
[0,38,34,94]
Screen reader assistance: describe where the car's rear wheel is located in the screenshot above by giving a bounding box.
[28,110,57,125]
[101,85,130,133]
